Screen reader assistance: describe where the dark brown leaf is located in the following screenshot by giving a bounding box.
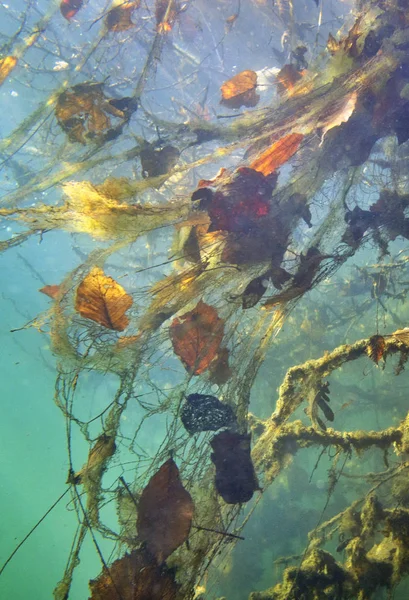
[137,458,194,563]
[89,548,180,600]
[106,1,139,32]
[60,0,83,20]
[210,431,259,504]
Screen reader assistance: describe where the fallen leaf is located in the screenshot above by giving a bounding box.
[220,70,259,109]
[39,284,61,300]
[210,431,259,504]
[249,133,304,176]
[89,548,180,600]
[140,144,180,180]
[60,0,83,20]
[0,56,18,86]
[137,458,194,563]
[106,1,139,32]
[169,300,224,374]
[75,267,133,331]
[55,82,136,144]
[276,64,303,96]
[208,346,232,385]
[367,334,386,364]
[241,276,268,309]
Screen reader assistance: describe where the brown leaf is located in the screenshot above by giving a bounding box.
[39,284,61,300]
[89,548,180,600]
[367,335,386,364]
[106,1,139,32]
[137,458,194,563]
[276,64,303,96]
[140,144,180,180]
[0,56,18,87]
[220,70,259,109]
[60,0,83,20]
[169,300,224,374]
[55,83,133,144]
[249,133,304,176]
[75,267,133,331]
[208,347,232,385]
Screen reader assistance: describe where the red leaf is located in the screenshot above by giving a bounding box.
[170,300,224,374]
[206,167,276,233]
[39,284,61,300]
[137,458,194,563]
[249,133,304,176]
[60,0,83,20]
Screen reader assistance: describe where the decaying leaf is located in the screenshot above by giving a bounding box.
[276,64,303,96]
[181,393,236,434]
[0,56,18,86]
[249,133,304,176]
[75,267,133,331]
[220,70,259,109]
[60,0,83,20]
[39,284,61,300]
[326,18,362,57]
[137,458,194,563]
[210,431,259,504]
[140,144,180,181]
[106,1,139,32]
[208,347,232,385]
[367,334,386,364]
[55,82,136,144]
[169,300,224,374]
[241,276,268,309]
[89,548,180,600]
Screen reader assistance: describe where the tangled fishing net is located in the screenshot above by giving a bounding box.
[3,0,409,598]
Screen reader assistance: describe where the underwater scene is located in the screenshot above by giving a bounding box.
[4,0,409,599]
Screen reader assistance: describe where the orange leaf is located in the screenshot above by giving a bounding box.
[106,1,139,32]
[0,56,17,86]
[367,335,385,364]
[75,267,133,331]
[169,300,224,374]
[220,70,259,109]
[137,458,194,563]
[39,284,61,300]
[250,133,304,176]
[276,64,303,96]
[89,548,180,600]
